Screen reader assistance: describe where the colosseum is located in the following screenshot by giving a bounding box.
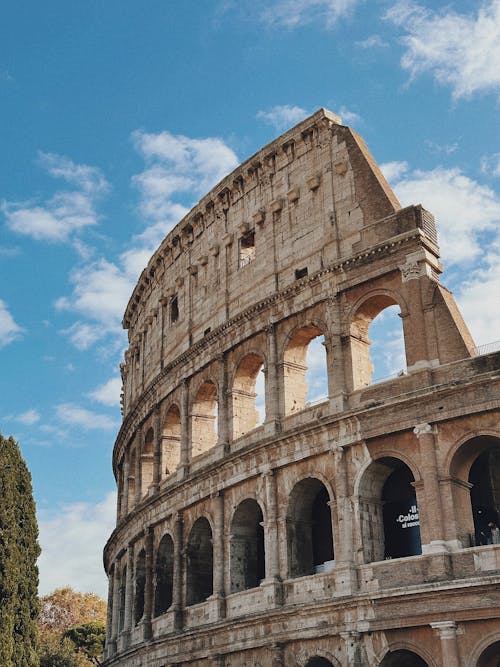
[102,108,500,667]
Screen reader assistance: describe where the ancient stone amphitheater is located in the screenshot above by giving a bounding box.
[103,109,500,667]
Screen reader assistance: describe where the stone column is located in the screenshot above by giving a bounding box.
[135,427,143,504]
[262,470,283,606]
[270,642,285,667]
[413,423,448,552]
[172,512,184,630]
[332,445,357,595]
[143,528,154,641]
[212,492,226,619]
[216,354,230,452]
[152,407,161,493]
[264,324,282,435]
[116,463,123,522]
[325,296,348,410]
[123,544,134,646]
[105,565,116,657]
[340,631,363,667]
[180,378,190,477]
[110,563,121,654]
[431,621,461,667]
[122,456,130,520]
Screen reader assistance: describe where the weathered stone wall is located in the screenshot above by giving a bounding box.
[104,110,500,667]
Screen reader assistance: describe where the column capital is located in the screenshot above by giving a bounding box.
[430,620,458,638]
[413,422,436,437]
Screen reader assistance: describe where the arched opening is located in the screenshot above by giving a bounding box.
[162,405,181,478]
[469,445,500,546]
[287,478,334,578]
[154,534,174,616]
[119,564,126,631]
[232,354,265,439]
[350,295,405,389]
[284,325,327,415]
[191,381,218,457]
[186,517,213,605]
[230,499,265,592]
[379,649,428,666]
[128,449,136,513]
[358,457,421,563]
[134,549,146,624]
[477,639,500,667]
[305,658,335,667]
[450,436,500,546]
[141,428,154,497]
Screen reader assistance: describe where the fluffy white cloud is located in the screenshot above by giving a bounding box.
[88,377,122,407]
[481,153,500,178]
[260,0,359,28]
[386,0,500,99]
[456,239,500,346]
[38,492,116,596]
[16,409,41,425]
[382,165,500,266]
[380,160,409,182]
[0,299,24,348]
[56,259,134,326]
[55,403,118,431]
[257,105,309,131]
[356,34,388,49]
[338,106,361,125]
[2,153,108,243]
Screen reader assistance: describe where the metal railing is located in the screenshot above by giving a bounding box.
[471,340,500,357]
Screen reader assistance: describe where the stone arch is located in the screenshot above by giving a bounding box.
[448,434,500,546]
[154,532,174,616]
[286,477,335,578]
[348,289,407,389]
[357,456,422,563]
[162,404,181,478]
[230,498,265,593]
[379,648,431,666]
[134,548,146,624]
[470,633,500,666]
[141,427,154,497]
[186,516,213,605]
[283,323,328,415]
[295,647,341,667]
[231,352,266,439]
[191,379,218,458]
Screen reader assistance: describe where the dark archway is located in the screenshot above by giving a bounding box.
[154,533,174,616]
[305,658,335,667]
[382,463,422,559]
[379,649,428,666]
[477,639,500,667]
[134,549,146,624]
[230,499,265,592]
[287,478,334,578]
[469,447,500,546]
[186,517,213,605]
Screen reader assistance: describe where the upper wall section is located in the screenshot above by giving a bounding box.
[120,109,414,412]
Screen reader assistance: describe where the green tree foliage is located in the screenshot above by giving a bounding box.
[0,434,40,667]
[38,588,107,667]
[64,622,106,666]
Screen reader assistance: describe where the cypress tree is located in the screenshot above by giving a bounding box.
[0,434,40,667]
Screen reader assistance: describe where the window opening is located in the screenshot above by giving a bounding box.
[134,549,146,624]
[469,446,500,545]
[232,354,265,438]
[186,517,213,605]
[162,405,181,478]
[287,478,334,578]
[284,325,327,415]
[191,381,218,457]
[170,296,179,323]
[239,230,256,268]
[154,534,174,616]
[295,267,308,280]
[230,499,265,592]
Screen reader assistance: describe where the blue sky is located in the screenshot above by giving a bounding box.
[1,0,500,597]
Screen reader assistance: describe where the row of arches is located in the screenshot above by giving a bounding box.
[118,439,499,628]
[120,301,408,515]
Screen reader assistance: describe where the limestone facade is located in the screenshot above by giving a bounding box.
[102,109,500,667]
